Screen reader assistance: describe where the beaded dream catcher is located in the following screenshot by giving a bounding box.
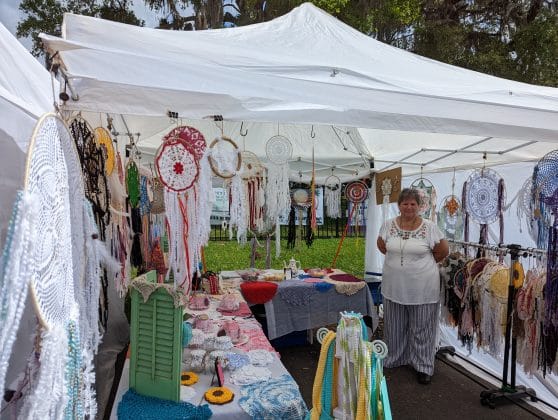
[531,150,558,373]
[324,175,341,219]
[6,114,99,418]
[410,177,437,221]
[94,126,115,176]
[463,168,505,244]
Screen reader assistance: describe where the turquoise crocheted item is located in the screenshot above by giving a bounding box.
[314,282,334,292]
[182,322,193,348]
[320,337,336,420]
[117,389,212,420]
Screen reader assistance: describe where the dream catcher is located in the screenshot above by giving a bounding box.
[70,116,111,233]
[437,170,463,240]
[265,134,293,255]
[208,135,246,243]
[410,176,437,221]
[531,150,558,373]
[324,174,341,219]
[155,128,203,291]
[516,177,538,243]
[240,151,266,233]
[94,126,115,176]
[463,167,505,245]
[288,187,314,248]
[331,181,369,267]
[2,114,100,418]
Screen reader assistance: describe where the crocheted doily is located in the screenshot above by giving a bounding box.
[247,349,275,366]
[129,279,188,308]
[345,181,368,204]
[230,365,272,385]
[155,138,199,192]
[25,114,80,329]
[465,168,503,224]
[239,374,308,419]
[324,276,366,296]
[163,125,207,161]
[265,135,292,165]
[94,127,115,175]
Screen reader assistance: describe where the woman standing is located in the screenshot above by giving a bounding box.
[377,188,449,384]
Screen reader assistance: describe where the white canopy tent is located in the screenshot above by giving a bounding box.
[31,2,558,415]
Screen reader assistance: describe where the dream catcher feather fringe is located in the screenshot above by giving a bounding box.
[0,192,36,396]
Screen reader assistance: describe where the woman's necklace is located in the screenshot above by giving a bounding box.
[398,216,417,266]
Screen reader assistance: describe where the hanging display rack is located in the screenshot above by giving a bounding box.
[448,239,544,409]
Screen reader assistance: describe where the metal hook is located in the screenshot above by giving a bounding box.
[240,122,248,137]
[310,125,316,139]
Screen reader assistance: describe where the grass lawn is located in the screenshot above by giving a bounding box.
[203,237,366,276]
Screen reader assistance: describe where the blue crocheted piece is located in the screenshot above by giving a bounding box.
[314,282,333,293]
[117,389,212,420]
[225,352,250,370]
[139,176,152,216]
[239,374,308,419]
[278,280,316,306]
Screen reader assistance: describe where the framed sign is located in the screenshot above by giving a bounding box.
[375,167,401,204]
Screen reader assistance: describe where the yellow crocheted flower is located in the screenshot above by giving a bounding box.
[204,386,234,404]
[181,371,198,386]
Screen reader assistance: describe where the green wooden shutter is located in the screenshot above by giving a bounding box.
[129,285,182,402]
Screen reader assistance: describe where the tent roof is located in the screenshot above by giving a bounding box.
[40,3,558,178]
[1,23,54,152]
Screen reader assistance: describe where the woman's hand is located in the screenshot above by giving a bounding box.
[377,237,387,255]
[432,239,449,263]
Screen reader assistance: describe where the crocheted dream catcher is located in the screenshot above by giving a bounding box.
[437,170,463,240]
[532,149,558,373]
[331,181,368,268]
[209,136,246,242]
[410,177,437,221]
[241,151,266,233]
[9,114,99,418]
[94,126,115,176]
[516,177,538,243]
[265,134,293,255]
[155,128,207,291]
[324,175,341,219]
[463,168,505,244]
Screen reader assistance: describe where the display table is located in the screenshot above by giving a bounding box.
[110,291,307,419]
[263,270,379,340]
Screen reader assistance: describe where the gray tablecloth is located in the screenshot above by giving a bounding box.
[264,280,378,340]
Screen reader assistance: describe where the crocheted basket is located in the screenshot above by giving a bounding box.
[240,281,278,304]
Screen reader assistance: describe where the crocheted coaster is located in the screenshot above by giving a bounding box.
[117,389,212,420]
[240,281,278,304]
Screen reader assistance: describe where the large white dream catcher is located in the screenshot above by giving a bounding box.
[265,134,293,256]
[463,167,505,244]
[156,125,212,292]
[208,135,246,244]
[0,114,103,419]
[324,174,341,219]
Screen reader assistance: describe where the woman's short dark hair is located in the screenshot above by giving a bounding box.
[398,188,422,205]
